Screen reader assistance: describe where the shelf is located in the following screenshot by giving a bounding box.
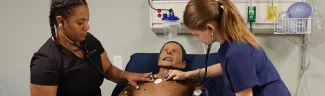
[151,22,276,34]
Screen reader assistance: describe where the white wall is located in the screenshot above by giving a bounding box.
[0,0,51,96]
[0,0,324,96]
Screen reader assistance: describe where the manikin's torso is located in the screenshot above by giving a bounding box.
[119,74,199,96]
[134,80,193,96]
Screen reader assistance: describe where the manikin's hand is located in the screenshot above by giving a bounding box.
[165,70,190,81]
[122,72,157,89]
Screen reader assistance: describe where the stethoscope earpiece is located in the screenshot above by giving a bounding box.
[210,31,214,44]
[58,23,63,28]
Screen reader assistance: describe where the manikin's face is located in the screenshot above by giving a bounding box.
[158,43,186,69]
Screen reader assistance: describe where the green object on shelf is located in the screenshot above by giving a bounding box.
[247,6,256,32]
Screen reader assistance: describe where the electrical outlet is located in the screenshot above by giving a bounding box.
[113,56,123,69]
[247,6,256,22]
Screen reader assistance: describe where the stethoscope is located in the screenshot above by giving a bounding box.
[193,31,213,96]
[199,31,214,85]
[56,24,111,81]
[197,2,222,95]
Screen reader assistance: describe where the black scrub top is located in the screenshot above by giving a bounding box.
[30,33,106,96]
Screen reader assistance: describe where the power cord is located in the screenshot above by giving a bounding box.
[294,35,311,96]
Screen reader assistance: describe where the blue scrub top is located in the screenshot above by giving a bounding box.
[217,39,291,96]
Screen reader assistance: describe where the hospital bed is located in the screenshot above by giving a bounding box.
[111,52,224,96]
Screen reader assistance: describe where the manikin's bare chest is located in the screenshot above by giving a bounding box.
[119,73,199,96]
[132,80,193,96]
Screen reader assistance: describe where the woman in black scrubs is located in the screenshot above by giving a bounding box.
[30,0,154,96]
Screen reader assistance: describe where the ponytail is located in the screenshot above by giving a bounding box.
[49,12,57,43]
[183,0,260,48]
[219,0,259,48]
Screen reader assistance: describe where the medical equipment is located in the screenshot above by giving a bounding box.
[287,2,312,18]
[274,2,320,35]
[247,0,256,32]
[149,0,303,34]
[162,9,181,39]
[274,12,311,34]
[273,2,323,96]
[198,30,215,86]
[148,0,181,39]
[200,44,211,86]
[274,2,313,34]
[151,73,170,84]
[268,0,277,20]
[193,90,202,96]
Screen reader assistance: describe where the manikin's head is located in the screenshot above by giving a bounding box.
[158,41,187,70]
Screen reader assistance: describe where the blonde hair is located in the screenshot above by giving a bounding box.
[183,0,260,48]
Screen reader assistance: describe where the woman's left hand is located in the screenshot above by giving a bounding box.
[122,72,156,89]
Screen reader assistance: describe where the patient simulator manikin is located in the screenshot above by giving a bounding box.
[119,41,203,96]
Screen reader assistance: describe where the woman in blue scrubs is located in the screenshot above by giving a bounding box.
[166,0,291,96]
